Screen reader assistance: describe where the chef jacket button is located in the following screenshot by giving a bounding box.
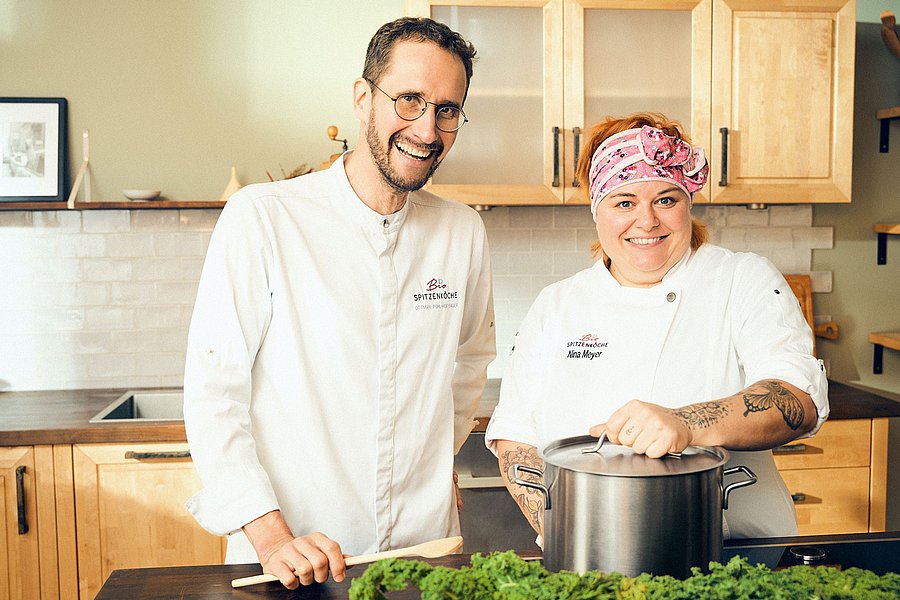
[666,292,676,302]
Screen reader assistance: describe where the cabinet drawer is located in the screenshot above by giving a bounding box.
[780,467,870,535]
[772,419,870,470]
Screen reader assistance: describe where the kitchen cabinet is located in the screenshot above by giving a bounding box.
[0,446,75,600]
[709,0,855,204]
[406,0,709,206]
[72,443,225,600]
[774,418,888,535]
[407,0,854,207]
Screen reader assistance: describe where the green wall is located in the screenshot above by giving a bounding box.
[1,0,403,200]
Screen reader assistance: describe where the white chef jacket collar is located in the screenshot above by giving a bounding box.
[329,152,410,233]
[596,246,693,291]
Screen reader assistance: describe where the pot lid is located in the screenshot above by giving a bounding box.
[540,435,729,477]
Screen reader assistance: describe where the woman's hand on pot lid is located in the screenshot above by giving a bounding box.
[589,399,692,458]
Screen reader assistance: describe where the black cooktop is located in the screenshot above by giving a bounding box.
[723,531,900,575]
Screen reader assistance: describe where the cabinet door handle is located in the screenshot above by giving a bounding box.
[571,126,581,187]
[791,492,807,503]
[552,126,561,187]
[773,443,808,455]
[16,465,28,535]
[124,450,191,460]
[718,127,729,187]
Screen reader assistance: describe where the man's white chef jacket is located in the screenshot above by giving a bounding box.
[184,155,495,562]
[486,244,828,539]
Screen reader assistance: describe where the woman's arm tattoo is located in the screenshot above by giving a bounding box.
[741,380,804,430]
[673,401,731,429]
[500,445,544,533]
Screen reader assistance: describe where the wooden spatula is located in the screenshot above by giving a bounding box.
[230,535,464,588]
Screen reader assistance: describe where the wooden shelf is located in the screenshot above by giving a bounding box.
[877,106,900,153]
[869,331,900,374]
[74,201,226,210]
[0,201,226,211]
[875,223,900,264]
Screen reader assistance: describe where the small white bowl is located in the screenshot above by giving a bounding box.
[122,189,161,201]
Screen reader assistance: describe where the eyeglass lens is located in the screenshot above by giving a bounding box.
[394,94,464,132]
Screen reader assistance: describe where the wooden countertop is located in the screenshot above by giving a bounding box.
[93,532,900,599]
[2,379,899,446]
[95,555,472,599]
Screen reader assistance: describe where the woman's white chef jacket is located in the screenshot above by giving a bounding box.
[183,155,495,563]
[486,244,828,539]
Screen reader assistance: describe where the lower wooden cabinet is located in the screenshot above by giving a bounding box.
[0,446,73,600]
[774,418,889,535]
[72,443,225,600]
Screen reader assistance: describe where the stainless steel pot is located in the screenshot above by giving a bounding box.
[513,435,756,579]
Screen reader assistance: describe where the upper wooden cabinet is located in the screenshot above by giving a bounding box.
[709,0,855,204]
[405,0,854,206]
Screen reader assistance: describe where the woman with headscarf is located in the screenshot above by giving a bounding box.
[485,112,828,541]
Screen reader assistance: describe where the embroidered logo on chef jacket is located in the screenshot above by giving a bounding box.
[564,333,608,360]
[413,277,459,311]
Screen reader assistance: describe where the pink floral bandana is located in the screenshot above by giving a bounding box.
[588,125,709,220]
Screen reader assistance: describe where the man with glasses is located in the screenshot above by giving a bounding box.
[183,17,495,590]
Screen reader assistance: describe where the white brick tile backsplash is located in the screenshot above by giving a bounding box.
[477,207,510,228]
[0,211,32,227]
[1,205,834,390]
[747,227,793,249]
[575,228,598,250]
[508,252,552,274]
[156,281,200,304]
[31,211,82,231]
[509,206,555,228]
[808,271,833,293]
[132,210,180,231]
[487,229,531,251]
[725,207,770,227]
[532,228,576,251]
[792,227,833,249]
[152,233,206,257]
[84,260,132,281]
[57,234,107,258]
[111,282,157,305]
[492,275,533,299]
[84,307,134,330]
[718,228,749,251]
[553,251,593,275]
[553,206,594,228]
[769,205,813,226]
[767,249,812,274]
[490,253,510,275]
[82,210,131,233]
[178,209,221,231]
[105,234,154,257]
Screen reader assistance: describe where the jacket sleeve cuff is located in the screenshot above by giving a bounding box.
[185,470,279,537]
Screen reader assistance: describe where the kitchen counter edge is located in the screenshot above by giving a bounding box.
[2,379,898,446]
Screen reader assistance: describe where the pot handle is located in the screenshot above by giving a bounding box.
[721,465,757,510]
[511,464,551,510]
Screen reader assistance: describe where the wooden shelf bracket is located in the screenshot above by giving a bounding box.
[874,224,900,264]
[877,107,900,153]
[869,332,900,374]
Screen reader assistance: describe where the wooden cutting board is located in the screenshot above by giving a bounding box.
[784,274,816,356]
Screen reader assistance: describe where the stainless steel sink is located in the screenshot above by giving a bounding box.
[89,389,184,423]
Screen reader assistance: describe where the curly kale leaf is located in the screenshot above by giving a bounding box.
[348,551,900,599]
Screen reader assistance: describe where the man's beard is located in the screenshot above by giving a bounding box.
[367,115,443,193]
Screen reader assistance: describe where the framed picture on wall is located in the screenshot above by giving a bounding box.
[0,97,68,203]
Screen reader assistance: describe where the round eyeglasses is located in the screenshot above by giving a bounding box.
[366,79,468,133]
